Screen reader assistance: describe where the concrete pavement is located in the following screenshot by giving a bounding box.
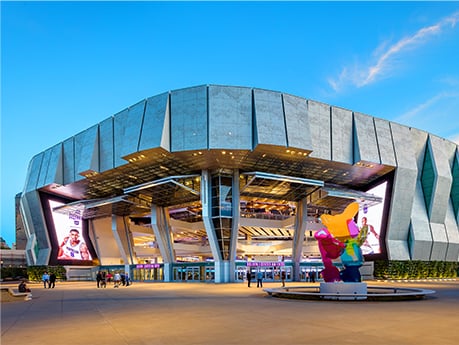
[1,279,458,345]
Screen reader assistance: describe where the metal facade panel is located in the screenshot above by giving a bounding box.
[374,118,396,166]
[385,123,417,259]
[253,88,287,147]
[353,112,380,164]
[444,201,459,261]
[453,151,459,223]
[430,223,448,261]
[409,182,432,260]
[308,100,331,160]
[22,190,51,265]
[386,239,410,260]
[411,128,429,180]
[36,148,52,188]
[429,135,453,223]
[208,85,252,150]
[44,144,63,186]
[114,100,146,167]
[63,138,75,185]
[409,221,432,260]
[283,94,312,151]
[139,92,170,151]
[392,123,417,168]
[24,153,44,193]
[99,117,114,172]
[74,125,99,178]
[331,107,353,164]
[388,169,416,242]
[171,85,208,152]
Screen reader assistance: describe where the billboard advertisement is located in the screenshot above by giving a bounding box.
[357,180,390,258]
[41,193,96,265]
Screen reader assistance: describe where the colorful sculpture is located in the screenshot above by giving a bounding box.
[314,202,365,282]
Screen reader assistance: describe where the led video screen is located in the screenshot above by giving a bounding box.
[357,181,388,256]
[41,193,96,265]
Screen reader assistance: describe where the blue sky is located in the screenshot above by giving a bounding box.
[2,1,459,247]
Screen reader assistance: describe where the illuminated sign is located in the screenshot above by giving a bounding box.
[247,261,285,267]
[136,264,161,269]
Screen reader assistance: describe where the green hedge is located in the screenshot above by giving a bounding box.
[26,266,67,282]
[0,266,28,280]
[374,260,458,280]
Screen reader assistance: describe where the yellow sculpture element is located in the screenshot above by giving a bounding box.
[320,202,360,240]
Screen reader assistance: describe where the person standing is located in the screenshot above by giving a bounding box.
[114,272,121,288]
[100,271,107,288]
[310,270,316,283]
[48,272,57,288]
[96,271,103,288]
[246,269,251,288]
[256,271,263,288]
[42,271,50,288]
[281,270,286,287]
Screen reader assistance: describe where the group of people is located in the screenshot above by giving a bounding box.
[42,271,57,288]
[96,271,130,288]
[305,270,316,282]
[246,270,264,288]
[246,269,319,287]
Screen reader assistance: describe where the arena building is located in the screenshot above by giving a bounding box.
[19,85,459,283]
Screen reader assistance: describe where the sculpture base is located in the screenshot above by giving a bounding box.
[320,282,368,300]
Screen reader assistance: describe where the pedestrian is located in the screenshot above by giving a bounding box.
[281,270,286,287]
[125,272,130,286]
[100,271,107,288]
[48,272,57,288]
[256,271,263,288]
[96,271,103,288]
[42,271,50,288]
[113,272,121,288]
[310,270,316,283]
[106,272,113,284]
[246,269,251,288]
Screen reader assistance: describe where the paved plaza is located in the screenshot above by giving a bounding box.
[1,279,458,345]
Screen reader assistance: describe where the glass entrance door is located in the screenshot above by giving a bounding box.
[173,266,201,282]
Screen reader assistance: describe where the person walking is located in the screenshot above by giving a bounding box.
[246,269,251,288]
[42,271,50,288]
[48,272,57,288]
[256,271,263,288]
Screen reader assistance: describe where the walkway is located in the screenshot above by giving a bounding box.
[1,280,458,345]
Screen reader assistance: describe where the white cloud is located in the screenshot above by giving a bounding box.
[329,11,459,92]
[395,91,459,124]
[393,89,459,145]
